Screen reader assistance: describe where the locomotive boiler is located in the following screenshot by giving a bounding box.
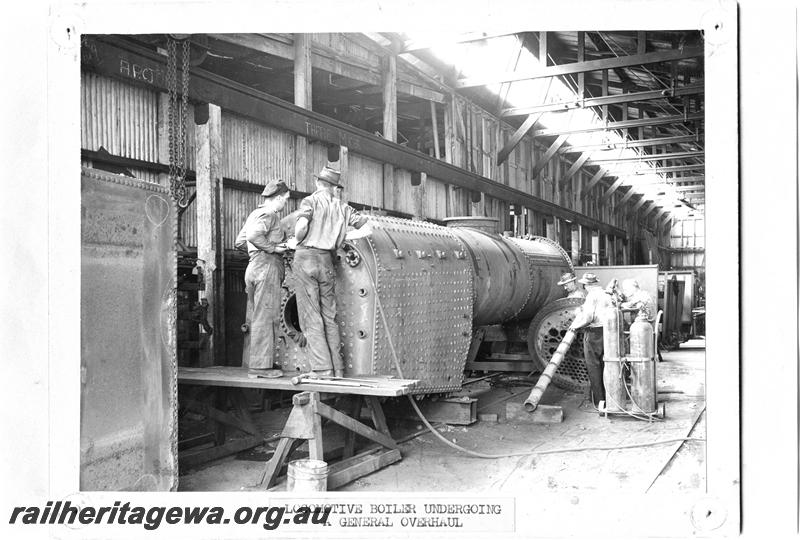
[274,215,590,394]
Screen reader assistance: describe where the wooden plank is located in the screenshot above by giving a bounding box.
[180,435,263,470]
[327,448,402,490]
[308,400,325,460]
[580,168,609,199]
[294,34,311,192]
[382,54,397,142]
[559,151,591,187]
[315,400,397,449]
[586,150,704,165]
[614,189,638,213]
[559,134,699,154]
[531,134,569,178]
[85,36,627,238]
[532,112,704,138]
[501,84,704,118]
[628,197,649,216]
[178,367,419,397]
[364,396,393,436]
[343,398,363,459]
[601,178,624,203]
[182,398,261,437]
[456,46,703,88]
[496,113,543,166]
[385,397,477,425]
[194,103,223,366]
[430,101,440,159]
[577,31,585,98]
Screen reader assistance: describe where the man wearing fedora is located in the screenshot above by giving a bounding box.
[293,166,370,377]
[569,272,615,406]
[235,179,291,378]
[557,272,586,299]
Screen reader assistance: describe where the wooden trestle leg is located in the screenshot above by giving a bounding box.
[259,391,401,490]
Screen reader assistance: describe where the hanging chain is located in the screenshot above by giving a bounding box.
[166,36,190,208]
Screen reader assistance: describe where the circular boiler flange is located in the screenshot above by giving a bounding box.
[527,297,590,392]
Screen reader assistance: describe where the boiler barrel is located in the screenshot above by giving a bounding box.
[446,219,572,326]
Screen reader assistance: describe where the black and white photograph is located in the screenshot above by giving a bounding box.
[2,0,796,538]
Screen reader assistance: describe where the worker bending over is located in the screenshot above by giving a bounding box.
[568,273,615,406]
[620,279,656,323]
[557,272,586,299]
[294,166,370,377]
[235,179,291,378]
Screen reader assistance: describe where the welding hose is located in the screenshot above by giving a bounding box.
[361,240,704,459]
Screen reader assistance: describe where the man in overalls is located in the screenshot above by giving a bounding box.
[235,179,290,378]
[293,166,369,377]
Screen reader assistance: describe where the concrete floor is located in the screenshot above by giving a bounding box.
[179,340,705,494]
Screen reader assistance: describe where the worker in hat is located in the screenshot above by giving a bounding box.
[620,279,656,324]
[568,273,615,406]
[235,179,291,378]
[557,272,586,299]
[293,166,370,377]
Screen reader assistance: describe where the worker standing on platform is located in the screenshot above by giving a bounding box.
[293,166,370,377]
[557,272,586,299]
[235,179,291,378]
[568,273,615,406]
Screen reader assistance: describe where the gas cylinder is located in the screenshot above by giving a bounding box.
[628,312,656,413]
[601,305,626,412]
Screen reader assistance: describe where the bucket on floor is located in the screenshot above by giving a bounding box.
[287,459,329,492]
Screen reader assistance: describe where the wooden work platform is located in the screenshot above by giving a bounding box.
[178,366,419,396]
[178,367,420,490]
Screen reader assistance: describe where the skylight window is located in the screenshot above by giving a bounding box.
[401,31,694,216]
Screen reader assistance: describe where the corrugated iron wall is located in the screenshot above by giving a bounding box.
[81,71,159,163]
[81,70,626,249]
[222,112,295,185]
[81,71,196,171]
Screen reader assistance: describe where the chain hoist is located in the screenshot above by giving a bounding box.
[166,35,190,208]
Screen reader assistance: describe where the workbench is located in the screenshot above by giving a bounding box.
[178,366,419,490]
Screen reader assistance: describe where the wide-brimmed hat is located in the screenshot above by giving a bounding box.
[557,272,577,286]
[578,273,599,285]
[261,180,289,197]
[315,166,344,188]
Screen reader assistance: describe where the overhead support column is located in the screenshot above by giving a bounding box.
[591,231,600,265]
[194,103,224,366]
[577,31,585,99]
[293,34,312,190]
[570,223,581,265]
[382,53,398,209]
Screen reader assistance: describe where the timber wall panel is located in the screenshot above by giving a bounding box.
[425,177,448,220]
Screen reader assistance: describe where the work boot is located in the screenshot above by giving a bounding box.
[248,368,283,379]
